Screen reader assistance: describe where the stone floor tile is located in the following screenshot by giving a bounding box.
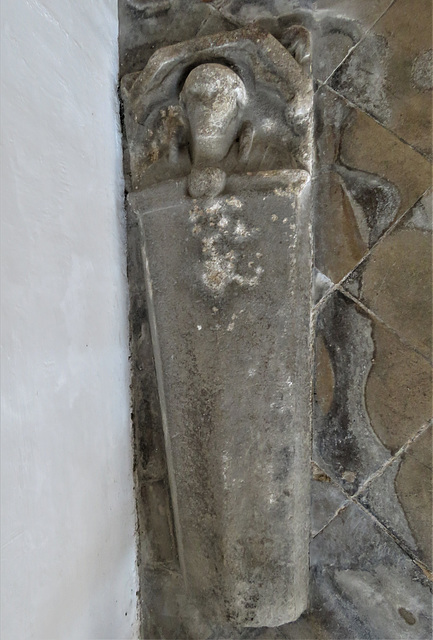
[309,502,433,639]
[343,189,432,360]
[358,424,433,571]
[314,290,433,494]
[310,462,348,536]
[329,0,433,159]
[314,87,432,284]
[313,0,393,81]
[211,0,392,81]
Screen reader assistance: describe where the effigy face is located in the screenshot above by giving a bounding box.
[122,26,313,627]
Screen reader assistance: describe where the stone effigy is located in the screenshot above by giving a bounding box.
[121,26,313,627]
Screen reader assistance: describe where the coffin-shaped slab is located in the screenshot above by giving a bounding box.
[129,173,312,626]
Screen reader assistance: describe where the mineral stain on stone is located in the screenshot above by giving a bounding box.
[398,607,417,626]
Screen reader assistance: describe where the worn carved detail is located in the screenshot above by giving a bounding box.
[122,26,314,628]
[121,26,313,195]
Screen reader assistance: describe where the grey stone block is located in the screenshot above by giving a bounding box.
[129,175,312,626]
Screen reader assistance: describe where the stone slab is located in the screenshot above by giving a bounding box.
[358,424,433,571]
[130,175,312,626]
[310,462,348,536]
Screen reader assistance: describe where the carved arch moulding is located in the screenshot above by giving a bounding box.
[121,26,314,627]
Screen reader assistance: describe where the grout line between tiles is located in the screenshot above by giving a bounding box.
[311,499,350,540]
[352,418,433,499]
[322,0,397,86]
[352,494,433,581]
[311,422,433,576]
[336,186,432,288]
[311,187,431,320]
[324,85,432,163]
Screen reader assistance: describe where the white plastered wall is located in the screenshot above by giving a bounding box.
[1,1,138,638]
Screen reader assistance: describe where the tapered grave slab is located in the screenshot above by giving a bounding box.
[122,26,313,627]
[129,172,312,626]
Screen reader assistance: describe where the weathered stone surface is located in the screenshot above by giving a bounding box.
[121,26,313,194]
[358,424,433,571]
[130,175,312,626]
[209,0,393,81]
[121,22,315,631]
[310,502,433,640]
[312,267,333,305]
[118,1,433,637]
[344,189,432,360]
[364,322,432,455]
[313,290,432,493]
[314,86,432,284]
[329,0,433,159]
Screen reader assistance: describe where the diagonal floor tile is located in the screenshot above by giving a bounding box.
[329,0,433,159]
[343,189,432,360]
[309,502,432,640]
[358,424,432,571]
[314,290,433,493]
[314,87,431,284]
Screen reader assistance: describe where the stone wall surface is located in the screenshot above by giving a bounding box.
[118,0,432,638]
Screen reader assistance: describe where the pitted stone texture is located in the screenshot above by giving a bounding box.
[210,0,393,81]
[314,87,432,284]
[313,290,433,494]
[329,0,433,159]
[310,502,433,640]
[358,424,433,572]
[130,177,312,627]
[343,189,432,360]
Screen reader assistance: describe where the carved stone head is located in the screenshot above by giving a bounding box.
[179,63,247,167]
[121,27,313,193]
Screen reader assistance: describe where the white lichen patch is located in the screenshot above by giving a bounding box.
[411,49,433,91]
[189,202,263,295]
[234,220,250,238]
[189,203,203,223]
[217,215,229,229]
[206,201,222,215]
[225,196,242,208]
